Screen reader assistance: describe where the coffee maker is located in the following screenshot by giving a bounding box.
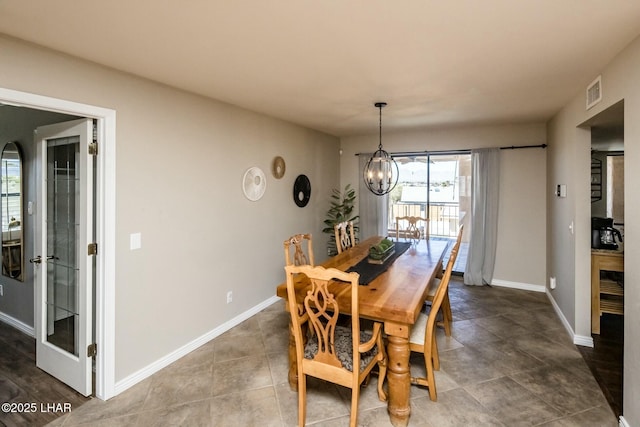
[591,217,623,250]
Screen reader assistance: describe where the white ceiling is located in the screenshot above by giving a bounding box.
[1,1,639,137]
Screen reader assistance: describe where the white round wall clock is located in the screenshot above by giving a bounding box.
[242,166,267,201]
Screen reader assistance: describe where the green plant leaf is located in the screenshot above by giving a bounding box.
[323,184,360,256]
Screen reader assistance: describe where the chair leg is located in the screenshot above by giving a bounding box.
[424,328,438,401]
[441,293,452,337]
[349,386,360,427]
[432,332,440,371]
[377,358,388,401]
[298,374,306,427]
[424,346,437,401]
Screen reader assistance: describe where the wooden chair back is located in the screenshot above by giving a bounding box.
[396,216,429,241]
[409,224,463,401]
[283,233,314,266]
[284,264,387,427]
[445,224,464,272]
[426,224,464,336]
[334,220,356,254]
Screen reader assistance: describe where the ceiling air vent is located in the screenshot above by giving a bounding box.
[586,75,602,110]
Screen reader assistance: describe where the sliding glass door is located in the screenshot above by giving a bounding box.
[389,153,471,238]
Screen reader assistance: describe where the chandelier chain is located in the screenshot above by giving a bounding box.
[378,104,383,150]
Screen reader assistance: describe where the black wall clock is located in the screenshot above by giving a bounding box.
[293,174,311,207]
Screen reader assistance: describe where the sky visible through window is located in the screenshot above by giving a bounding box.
[395,157,459,203]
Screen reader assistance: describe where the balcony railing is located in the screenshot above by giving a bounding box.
[389,202,460,238]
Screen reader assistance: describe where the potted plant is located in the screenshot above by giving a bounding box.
[323,184,359,256]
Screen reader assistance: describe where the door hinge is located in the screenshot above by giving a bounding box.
[88,243,98,256]
[88,142,98,156]
[87,343,97,358]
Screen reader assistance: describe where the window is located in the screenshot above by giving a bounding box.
[1,156,21,234]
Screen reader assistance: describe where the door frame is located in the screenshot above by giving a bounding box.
[0,87,116,400]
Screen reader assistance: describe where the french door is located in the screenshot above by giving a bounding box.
[34,118,94,396]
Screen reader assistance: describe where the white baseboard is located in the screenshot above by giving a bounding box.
[545,289,593,348]
[113,295,281,397]
[619,415,629,427]
[0,311,35,337]
[491,278,546,293]
[572,334,594,347]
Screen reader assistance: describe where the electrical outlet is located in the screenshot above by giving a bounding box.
[226,291,233,304]
[550,277,557,290]
[0,284,3,296]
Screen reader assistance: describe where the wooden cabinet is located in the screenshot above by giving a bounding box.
[591,250,624,334]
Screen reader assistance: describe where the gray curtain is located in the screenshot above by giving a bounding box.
[464,148,500,286]
[358,154,389,239]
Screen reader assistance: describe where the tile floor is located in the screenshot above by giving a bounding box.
[0,321,88,427]
[577,313,623,418]
[46,278,617,426]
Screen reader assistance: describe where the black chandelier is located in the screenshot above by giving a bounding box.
[363,102,398,196]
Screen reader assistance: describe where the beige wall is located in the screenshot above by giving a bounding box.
[340,123,547,287]
[0,35,340,383]
[547,34,640,426]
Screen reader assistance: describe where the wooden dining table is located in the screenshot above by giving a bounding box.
[276,236,450,427]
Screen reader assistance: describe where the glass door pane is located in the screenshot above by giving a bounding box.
[390,156,429,233]
[427,154,467,237]
[389,153,470,272]
[46,137,80,356]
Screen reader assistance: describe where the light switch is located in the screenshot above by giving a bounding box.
[130,233,142,250]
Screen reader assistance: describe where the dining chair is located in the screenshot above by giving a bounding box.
[334,220,356,254]
[408,230,461,401]
[284,233,315,266]
[396,216,429,241]
[426,224,464,336]
[284,264,387,427]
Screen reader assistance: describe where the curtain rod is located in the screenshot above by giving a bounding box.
[499,143,547,150]
[355,143,547,157]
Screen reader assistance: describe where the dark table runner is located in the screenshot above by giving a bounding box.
[347,241,412,285]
